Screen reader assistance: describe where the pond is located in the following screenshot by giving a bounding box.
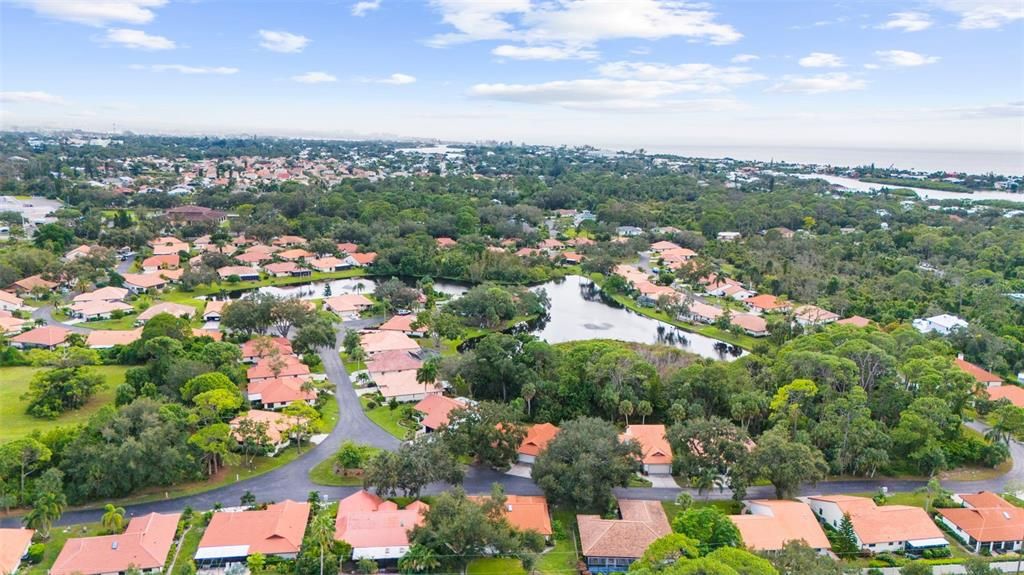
[795,174,1024,203]
[232,277,470,301]
[525,276,745,361]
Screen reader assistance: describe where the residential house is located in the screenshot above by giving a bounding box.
[837,316,872,328]
[538,238,564,254]
[63,244,93,261]
[562,251,583,265]
[217,265,261,281]
[272,235,307,247]
[241,337,293,363]
[955,356,1003,387]
[435,237,458,249]
[634,281,678,307]
[366,350,423,374]
[0,315,27,336]
[309,256,347,272]
[685,302,724,324]
[235,250,273,266]
[137,301,195,323]
[9,275,57,294]
[613,265,649,286]
[731,314,770,337]
[247,355,311,383]
[230,409,306,454]
[373,369,441,403]
[149,237,190,256]
[717,231,742,242]
[0,528,34,575]
[334,490,429,561]
[70,299,133,320]
[468,494,553,538]
[729,500,830,554]
[86,329,143,349]
[649,240,681,253]
[616,226,643,237]
[377,314,426,337]
[246,376,317,410]
[413,395,468,434]
[794,305,839,326]
[518,423,559,464]
[986,385,1024,408]
[276,248,313,261]
[324,294,373,318]
[361,330,420,356]
[10,326,69,349]
[336,242,359,254]
[195,501,310,568]
[345,252,377,267]
[913,314,969,335]
[0,290,27,313]
[577,500,672,573]
[203,300,228,321]
[122,273,167,294]
[141,254,179,272]
[621,425,673,475]
[745,294,791,314]
[806,495,947,554]
[72,286,129,304]
[158,268,185,283]
[50,512,180,575]
[937,492,1024,554]
[567,237,595,248]
[263,261,309,278]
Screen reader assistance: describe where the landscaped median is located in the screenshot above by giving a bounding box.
[359,395,418,439]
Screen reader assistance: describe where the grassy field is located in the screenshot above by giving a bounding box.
[466,558,527,575]
[308,457,366,487]
[81,314,141,330]
[170,524,205,575]
[0,365,129,441]
[535,508,580,575]
[360,396,416,439]
[21,521,106,575]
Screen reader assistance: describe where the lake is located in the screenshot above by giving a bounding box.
[795,174,1024,203]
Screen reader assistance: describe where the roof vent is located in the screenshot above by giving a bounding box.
[112,541,118,550]
[1004,511,1012,520]
[507,504,513,512]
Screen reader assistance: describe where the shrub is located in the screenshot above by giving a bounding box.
[27,543,44,564]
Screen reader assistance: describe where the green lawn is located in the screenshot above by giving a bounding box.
[0,365,129,441]
[21,521,106,575]
[661,499,742,525]
[360,396,417,439]
[466,558,527,575]
[80,314,140,330]
[171,524,205,575]
[536,509,580,575]
[156,268,367,301]
[308,457,366,487]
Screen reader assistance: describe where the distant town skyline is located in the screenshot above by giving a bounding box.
[1,0,1022,161]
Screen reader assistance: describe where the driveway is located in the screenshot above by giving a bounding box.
[30,305,93,334]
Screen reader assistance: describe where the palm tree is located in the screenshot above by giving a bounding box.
[354,282,365,295]
[637,400,653,424]
[101,503,126,533]
[619,399,634,426]
[521,383,537,416]
[24,491,65,539]
[416,359,439,395]
[398,544,441,574]
[309,509,335,575]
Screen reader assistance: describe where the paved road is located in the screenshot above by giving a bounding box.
[30,305,92,333]
[116,254,135,275]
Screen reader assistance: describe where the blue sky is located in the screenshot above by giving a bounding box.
[1,0,1022,156]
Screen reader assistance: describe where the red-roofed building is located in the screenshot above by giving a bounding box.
[277,248,313,261]
[807,495,947,554]
[986,385,1024,408]
[241,337,293,363]
[0,528,33,575]
[10,326,69,349]
[518,423,560,464]
[10,275,57,294]
[622,425,672,475]
[247,355,311,382]
[334,490,429,561]
[578,500,671,572]
[346,252,377,267]
[86,329,143,349]
[730,500,830,553]
[309,257,347,273]
[141,253,179,272]
[435,237,457,248]
[469,494,553,538]
[195,501,310,567]
[51,512,180,575]
[263,261,310,278]
[366,350,423,375]
[218,265,261,281]
[837,316,872,328]
[939,492,1024,553]
[323,294,373,317]
[373,370,441,403]
[745,294,791,314]
[247,376,317,410]
[122,273,167,294]
[414,395,468,434]
[730,313,769,337]
[956,356,1003,387]
[377,314,426,337]
[337,242,359,254]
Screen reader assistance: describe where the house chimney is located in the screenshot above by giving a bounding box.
[112,541,118,550]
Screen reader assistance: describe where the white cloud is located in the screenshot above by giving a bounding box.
[629,46,651,56]
[944,100,1024,118]
[769,73,866,94]
[258,30,310,53]
[492,44,597,60]
[292,72,337,84]
[0,91,66,105]
[931,0,1023,29]
[798,52,844,68]
[731,54,759,63]
[863,63,880,70]
[427,0,741,55]
[878,11,933,32]
[136,64,238,74]
[13,0,165,26]
[360,73,417,85]
[104,28,175,50]
[352,0,381,16]
[596,61,765,92]
[875,50,940,67]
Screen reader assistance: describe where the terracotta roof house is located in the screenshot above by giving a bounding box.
[165,205,226,223]
[650,240,681,252]
[10,325,69,349]
[794,305,840,326]
[122,273,167,294]
[621,425,673,475]
[324,294,373,316]
[807,495,947,554]
[518,423,560,464]
[729,500,830,553]
[0,290,26,312]
[263,261,309,278]
[361,330,420,356]
[247,376,317,410]
[366,350,423,375]
[435,237,457,248]
[336,242,359,254]
[987,385,1024,408]
[203,299,228,321]
[0,315,27,336]
[72,286,129,303]
[956,356,1003,387]
[63,244,92,261]
[469,494,553,537]
[0,528,33,575]
[309,256,347,273]
[745,294,791,314]
[192,328,223,341]
[685,302,724,324]
[730,313,770,337]
[414,395,467,434]
[577,500,671,573]
[217,265,260,281]
[195,501,310,567]
[86,329,143,349]
[50,512,180,575]
[241,337,293,363]
[247,355,311,382]
[562,251,583,265]
[377,314,426,337]
[141,254,180,272]
[938,492,1024,554]
[137,301,195,323]
[230,409,306,452]
[373,370,441,403]
[346,252,377,267]
[235,251,273,265]
[272,235,307,247]
[837,316,872,328]
[334,490,429,561]
[70,299,133,320]
[150,240,191,256]
[11,274,58,293]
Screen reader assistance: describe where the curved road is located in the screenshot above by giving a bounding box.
[3,318,1021,526]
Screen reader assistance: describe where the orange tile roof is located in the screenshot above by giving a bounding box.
[745,294,789,311]
[241,337,293,359]
[230,409,305,444]
[730,500,830,551]
[986,385,1024,408]
[836,315,872,327]
[650,241,681,251]
[204,299,228,315]
[198,501,310,556]
[324,294,373,313]
[366,350,423,374]
[374,369,441,399]
[518,423,560,457]
[334,491,428,549]
[71,300,133,317]
[263,261,300,274]
[247,355,311,381]
[247,376,316,405]
[308,256,346,270]
[277,248,313,261]
[138,301,195,321]
[336,242,359,254]
[378,314,424,334]
[0,316,27,334]
[350,252,378,265]
[578,500,671,558]
[86,329,143,348]
[956,358,1003,384]
[961,491,1015,509]
[0,290,23,308]
[141,254,179,268]
[471,494,553,536]
[12,275,57,292]
[622,425,672,466]
[414,395,467,430]
[51,512,180,575]
[361,330,420,355]
[122,273,167,289]
[938,492,1024,543]
[731,313,768,333]
[11,325,69,347]
[0,528,33,575]
[808,495,944,544]
[73,286,129,303]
